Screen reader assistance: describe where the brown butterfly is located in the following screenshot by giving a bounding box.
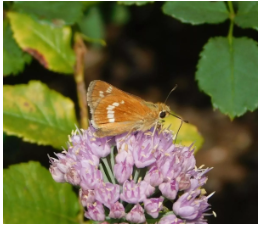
[87,80,185,137]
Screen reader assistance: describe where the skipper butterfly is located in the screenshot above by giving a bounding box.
[87,80,185,137]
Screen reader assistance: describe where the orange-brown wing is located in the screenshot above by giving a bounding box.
[87,80,128,113]
[87,80,152,131]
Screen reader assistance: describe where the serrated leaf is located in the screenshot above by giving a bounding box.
[3,20,31,76]
[13,1,83,26]
[78,7,106,46]
[8,12,75,74]
[3,81,78,149]
[235,1,258,30]
[3,162,80,223]
[162,1,229,25]
[118,1,154,6]
[196,37,258,118]
[164,115,204,153]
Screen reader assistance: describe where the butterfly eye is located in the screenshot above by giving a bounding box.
[159,111,166,118]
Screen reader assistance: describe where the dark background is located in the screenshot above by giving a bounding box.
[4,2,258,224]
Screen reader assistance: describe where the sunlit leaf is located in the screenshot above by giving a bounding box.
[3,162,80,223]
[3,81,78,149]
[196,37,258,118]
[3,20,31,76]
[164,115,204,153]
[162,1,229,25]
[8,12,75,73]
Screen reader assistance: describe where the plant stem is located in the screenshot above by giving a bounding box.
[133,167,140,183]
[73,33,89,129]
[102,157,116,184]
[99,162,109,183]
[110,146,115,173]
[227,1,235,45]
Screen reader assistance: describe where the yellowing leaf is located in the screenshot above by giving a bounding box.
[3,81,78,149]
[164,115,204,153]
[8,12,75,74]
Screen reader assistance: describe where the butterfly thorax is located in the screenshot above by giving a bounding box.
[140,102,170,130]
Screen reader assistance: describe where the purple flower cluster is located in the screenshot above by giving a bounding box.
[49,125,214,223]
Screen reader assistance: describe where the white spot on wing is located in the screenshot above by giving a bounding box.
[109,118,115,123]
[112,102,119,106]
[99,91,104,97]
[107,113,114,119]
[107,105,115,110]
[121,100,125,104]
[107,110,114,114]
[106,86,113,93]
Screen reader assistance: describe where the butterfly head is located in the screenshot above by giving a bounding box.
[157,103,171,121]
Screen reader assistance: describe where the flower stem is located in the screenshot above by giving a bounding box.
[133,167,140,183]
[110,146,115,173]
[99,162,109,183]
[73,33,89,129]
[102,157,116,184]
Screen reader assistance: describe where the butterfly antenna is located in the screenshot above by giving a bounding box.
[164,84,178,104]
[168,112,189,144]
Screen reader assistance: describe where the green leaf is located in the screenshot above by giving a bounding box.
[164,115,204,153]
[8,12,75,74]
[162,1,229,25]
[3,81,78,149]
[196,37,258,118]
[3,20,31,76]
[235,1,258,30]
[3,161,80,223]
[118,1,154,6]
[78,7,106,46]
[111,3,130,25]
[13,1,83,26]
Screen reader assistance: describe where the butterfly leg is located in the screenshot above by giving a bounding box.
[151,122,158,149]
[117,127,137,145]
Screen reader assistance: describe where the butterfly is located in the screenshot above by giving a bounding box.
[87,80,185,137]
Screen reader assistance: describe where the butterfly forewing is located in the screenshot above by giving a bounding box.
[87,80,152,135]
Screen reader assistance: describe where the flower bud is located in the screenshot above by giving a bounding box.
[85,201,105,222]
[144,165,163,187]
[114,149,134,184]
[114,161,133,184]
[125,204,146,223]
[109,202,125,219]
[159,179,179,200]
[132,134,156,168]
[158,214,184,224]
[172,189,209,221]
[79,189,95,206]
[49,164,65,183]
[144,197,164,218]
[95,182,120,208]
[120,180,147,203]
[64,168,80,185]
[80,162,103,190]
